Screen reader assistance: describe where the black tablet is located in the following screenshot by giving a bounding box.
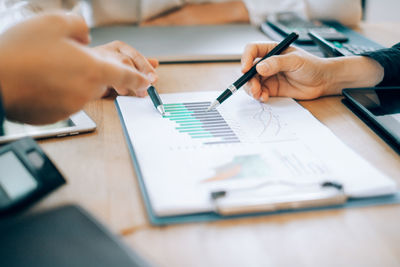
[342,87,400,151]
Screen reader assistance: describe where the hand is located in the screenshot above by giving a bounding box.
[241,43,384,102]
[241,43,333,102]
[0,13,153,124]
[92,41,159,97]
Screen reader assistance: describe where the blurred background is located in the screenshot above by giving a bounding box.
[364,0,400,22]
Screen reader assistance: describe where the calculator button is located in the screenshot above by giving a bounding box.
[0,186,11,207]
[27,150,45,169]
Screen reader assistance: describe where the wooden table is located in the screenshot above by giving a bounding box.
[36,23,400,267]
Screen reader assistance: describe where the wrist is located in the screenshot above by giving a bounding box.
[324,56,384,95]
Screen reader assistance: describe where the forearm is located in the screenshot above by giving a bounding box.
[243,0,306,25]
[305,0,362,26]
[142,1,249,26]
[324,56,384,95]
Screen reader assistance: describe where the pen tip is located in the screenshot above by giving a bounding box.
[157,105,166,116]
[207,100,220,112]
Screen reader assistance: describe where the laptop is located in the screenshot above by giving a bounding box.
[90,24,271,62]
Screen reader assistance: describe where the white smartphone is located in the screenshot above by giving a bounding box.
[0,111,96,144]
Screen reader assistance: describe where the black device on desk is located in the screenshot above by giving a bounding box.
[308,31,377,57]
[0,137,65,216]
[342,87,400,153]
[266,12,348,44]
[0,205,150,267]
[261,12,384,58]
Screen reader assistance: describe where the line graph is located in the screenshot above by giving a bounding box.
[220,99,296,143]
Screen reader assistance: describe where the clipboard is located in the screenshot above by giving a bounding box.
[116,100,400,226]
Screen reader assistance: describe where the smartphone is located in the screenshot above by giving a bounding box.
[0,111,96,144]
[266,12,348,44]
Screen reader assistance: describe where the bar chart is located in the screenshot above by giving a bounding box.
[163,102,240,145]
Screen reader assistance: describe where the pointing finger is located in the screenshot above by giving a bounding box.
[98,58,151,96]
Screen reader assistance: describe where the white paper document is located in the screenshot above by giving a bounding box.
[116,91,397,216]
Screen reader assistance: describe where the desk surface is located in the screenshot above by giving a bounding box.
[36,23,400,267]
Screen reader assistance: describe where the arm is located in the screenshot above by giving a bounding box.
[0,85,4,135]
[305,0,362,26]
[242,0,306,26]
[0,13,156,125]
[240,43,384,102]
[242,0,361,26]
[142,1,249,26]
[88,0,249,26]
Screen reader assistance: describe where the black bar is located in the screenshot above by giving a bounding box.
[211,133,237,138]
[204,140,241,145]
[198,118,226,123]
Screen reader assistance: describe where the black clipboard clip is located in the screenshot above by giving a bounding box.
[210,181,347,216]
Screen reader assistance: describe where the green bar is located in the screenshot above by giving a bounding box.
[191,135,214,138]
[164,107,189,111]
[176,126,204,130]
[188,131,211,135]
[164,109,190,113]
[166,111,194,115]
[179,130,208,134]
[179,123,203,126]
[175,120,200,124]
[164,115,193,119]
[169,117,195,121]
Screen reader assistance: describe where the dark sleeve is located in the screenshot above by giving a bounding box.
[361,43,400,87]
[0,86,4,136]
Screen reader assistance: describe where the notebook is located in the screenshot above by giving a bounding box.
[115,91,398,225]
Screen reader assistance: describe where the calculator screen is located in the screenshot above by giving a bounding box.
[0,151,38,200]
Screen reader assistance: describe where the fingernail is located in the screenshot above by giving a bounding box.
[257,62,268,73]
[137,91,146,97]
[248,89,254,99]
[148,73,156,83]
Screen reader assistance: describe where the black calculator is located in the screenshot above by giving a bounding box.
[0,137,65,216]
[308,31,377,57]
[266,12,348,44]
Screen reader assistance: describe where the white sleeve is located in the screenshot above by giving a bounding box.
[305,0,362,26]
[0,0,64,33]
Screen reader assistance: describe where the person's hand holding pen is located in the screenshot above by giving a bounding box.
[241,43,384,102]
[93,41,158,97]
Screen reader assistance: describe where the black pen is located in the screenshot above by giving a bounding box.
[206,32,299,111]
[147,85,165,116]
